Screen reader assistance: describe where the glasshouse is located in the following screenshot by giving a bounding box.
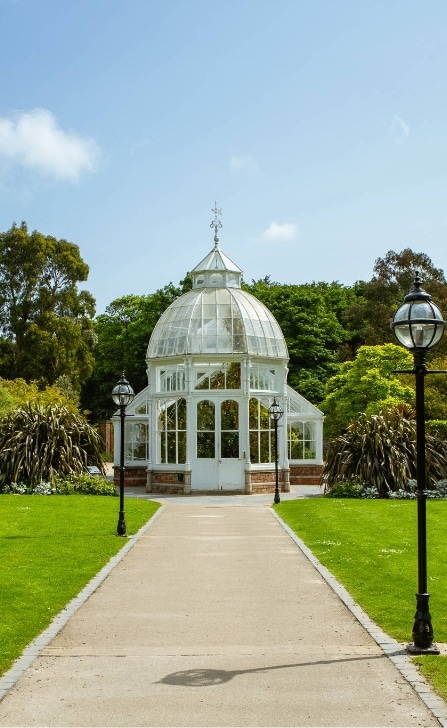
[113,213,324,494]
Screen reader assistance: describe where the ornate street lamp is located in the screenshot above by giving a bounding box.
[112,374,135,536]
[392,273,446,654]
[269,397,284,505]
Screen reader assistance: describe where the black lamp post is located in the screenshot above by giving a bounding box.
[269,397,284,505]
[392,273,446,654]
[112,374,135,537]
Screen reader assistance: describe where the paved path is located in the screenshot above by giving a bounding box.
[0,500,445,727]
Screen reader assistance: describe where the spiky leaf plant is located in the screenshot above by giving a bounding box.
[0,402,105,490]
[323,405,447,497]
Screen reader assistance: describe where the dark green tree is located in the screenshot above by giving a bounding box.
[0,222,96,391]
[245,280,356,402]
[320,344,415,438]
[82,282,190,421]
[347,249,447,350]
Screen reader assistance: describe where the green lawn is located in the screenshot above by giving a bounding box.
[0,495,160,676]
[276,499,447,700]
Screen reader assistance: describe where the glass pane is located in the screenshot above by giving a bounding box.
[249,398,259,429]
[178,398,187,429]
[178,431,186,464]
[197,432,215,458]
[167,432,177,463]
[249,432,259,463]
[226,363,241,388]
[221,400,238,430]
[160,432,167,463]
[197,400,215,430]
[221,431,239,458]
[166,403,176,430]
[209,368,225,389]
[259,431,271,464]
[259,403,270,429]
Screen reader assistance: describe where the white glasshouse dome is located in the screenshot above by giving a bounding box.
[147,287,288,359]
[147,238,288,359]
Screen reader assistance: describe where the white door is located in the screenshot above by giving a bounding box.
[192,398,243,491]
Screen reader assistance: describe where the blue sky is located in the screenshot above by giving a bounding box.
[1,0,447,314]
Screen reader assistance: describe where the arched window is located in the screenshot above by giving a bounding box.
[158,398,187,464]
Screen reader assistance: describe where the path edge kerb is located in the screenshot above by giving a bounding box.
[0,505,165,702]
[271,507,447,727]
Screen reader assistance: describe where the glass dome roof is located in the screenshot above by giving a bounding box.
[147,287,288,359]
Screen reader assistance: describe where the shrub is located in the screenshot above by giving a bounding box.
[324,481,364,498]
[427,420,447,442]
[0,403,105,491]
[3,474,116,496]
[322,405,447,497]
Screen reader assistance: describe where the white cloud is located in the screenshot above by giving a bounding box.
[391,115,410,143]
[229,155,258,172]
[0,108,100,182]
[261,222,298,243]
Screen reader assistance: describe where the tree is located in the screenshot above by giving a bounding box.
[245,280,355,402]
[320,344,415,437]
[0,222,96,391]
[347,249,447,350]
[82,283,188,421]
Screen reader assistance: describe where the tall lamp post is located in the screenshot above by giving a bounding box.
[269,397,284,505]
[112,374,135,537]
[392,273,446,654]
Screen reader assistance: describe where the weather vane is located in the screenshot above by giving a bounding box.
[210,202,222,247]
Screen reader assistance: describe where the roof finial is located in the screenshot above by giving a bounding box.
[210,201,222,248]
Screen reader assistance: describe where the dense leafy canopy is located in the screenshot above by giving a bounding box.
[244,280,358,401]
[0,222,96,391]
[81,283,189,420]
[320,344,415,437]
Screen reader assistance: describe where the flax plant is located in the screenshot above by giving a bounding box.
[323,405,447,497]
[0,402,104,490]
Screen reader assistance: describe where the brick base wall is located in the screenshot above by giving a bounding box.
[289,464,323,485]
[114,463,324,492]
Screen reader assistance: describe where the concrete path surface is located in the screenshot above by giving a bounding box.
[0,501,445,727]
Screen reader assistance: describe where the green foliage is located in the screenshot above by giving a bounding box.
[346,248,447,350]
[0,377,79,416]
[245,280,355,402]
[0,222,96,391]
[4,473,117,496]
[0,402,105,490]
[323,405,447,497]
[424,355,447,420]
[82,285,188,420]
[427,420,447,441]
[323,481,364,498]
[320,343,415,437]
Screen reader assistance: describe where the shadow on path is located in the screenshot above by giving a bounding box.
[158,651,405,687]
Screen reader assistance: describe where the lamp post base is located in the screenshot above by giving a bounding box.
[274,490,281,504]
[406,592,439,655]
[117,512,127,537]
[407,642,440,655]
